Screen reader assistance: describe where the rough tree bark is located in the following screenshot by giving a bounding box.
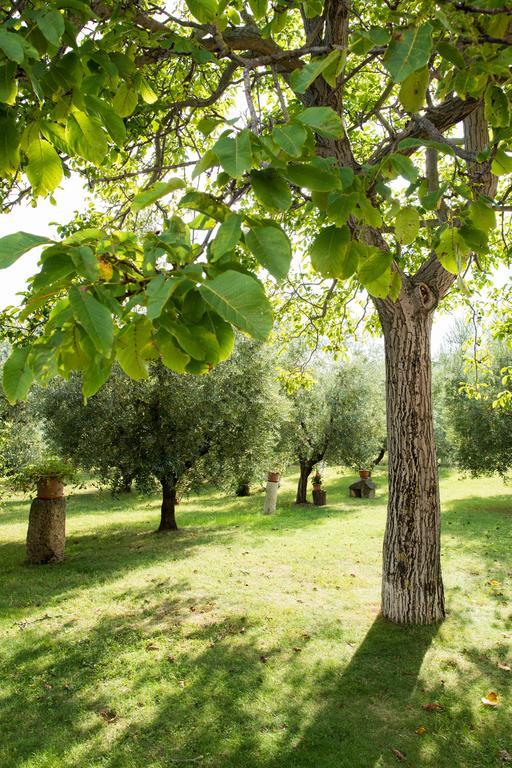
[158,478,178,531]
[296,459,314,504]
[375,279,448,623]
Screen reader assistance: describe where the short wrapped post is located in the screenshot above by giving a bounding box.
[263,472,280,515]
[26,497,66,564]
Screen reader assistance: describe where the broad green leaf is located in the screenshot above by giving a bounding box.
[0,63,17,104]
[155,329,190,372]
[179,190,229,222]
[192,149,217,178]
[186,0,218,23]
[245,223,292,280]
[383,23,433,83]
[399,67,429,112]
[56,0,97,20]
[468,200,496,233]
[322,50,345,87]
[296,107,344,138]
[213,130,252,178]
[272,123,308,157]
[0,115,19,175]
[138,77,157,104]
[2,347,33,404]
[250,169,291,210]
[208,313,234,361]
[435,228,470,274]
[395,207,420,245]
[199,270,273,340]
[211,213,242,260]
[491,147,512,176]
[66,111,108,165]
[326,191,358,226]
[0,231,53,269]
[146,275,181,319]
[310,225,351,278]
[84,95,126,145]
[364,266,394,299]
[82,356,112,399]
[116,317,153,379]
[69,286,114,356]
[32,253,76,291]
[113,82,138,118]
[356,195,382,227]
[70,246,99,281]
[285,160,340,192]
[389,270,403,302]
[358,248,393,284]
[249,0,267,19]
[389,154,419,182]
[0,30,24,63]
[437,41,464,69]
[26,138,63,196]
[132,178,186,212]
[35,9,65,47]
[290,50,343,94]
[170,321,220,363]
[484,84,510,128]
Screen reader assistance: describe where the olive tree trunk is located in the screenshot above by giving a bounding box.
[158,478,178,531]
[376,281,446,624]
[296,460,313,504]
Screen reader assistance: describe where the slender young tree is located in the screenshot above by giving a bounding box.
[1,1,511,622]
[287,360,385,503]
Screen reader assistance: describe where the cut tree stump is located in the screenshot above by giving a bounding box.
[312,489,327,506]
[26,498,66,564]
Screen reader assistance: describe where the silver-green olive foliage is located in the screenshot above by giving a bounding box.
[0,1,511,399]
[35,339,287,495]
[285,355,386,471]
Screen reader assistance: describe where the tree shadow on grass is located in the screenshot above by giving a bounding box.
[442,493,512,567]
[0,522,237,619]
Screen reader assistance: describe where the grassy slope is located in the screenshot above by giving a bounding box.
[0,468,511,768]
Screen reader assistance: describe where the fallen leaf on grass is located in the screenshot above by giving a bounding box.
[422,702,443,712]
[481,691,499,706]
[99,707,117,723]
[498,662,511,672]
[499,749,512,762]
[145,643,159,651]
[178,680,186,688]
[42,682,53,690]
[167,655,175,663]
[415,726,427,735]
[391,747,407,762]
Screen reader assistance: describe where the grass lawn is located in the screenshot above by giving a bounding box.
[0,467,511,768]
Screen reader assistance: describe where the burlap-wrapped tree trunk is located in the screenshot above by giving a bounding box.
[26,498,66,564]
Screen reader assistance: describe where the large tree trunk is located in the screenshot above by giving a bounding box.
[296,460,313,504]
[376,281,446,624]
[158,478,178,531]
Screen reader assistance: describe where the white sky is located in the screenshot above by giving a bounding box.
[0,177,507,356]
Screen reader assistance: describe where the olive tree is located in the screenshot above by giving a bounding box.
[287,357,386,503]
[38,341,287,528]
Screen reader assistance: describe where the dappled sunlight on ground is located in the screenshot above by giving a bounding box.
[0,468,510,767]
